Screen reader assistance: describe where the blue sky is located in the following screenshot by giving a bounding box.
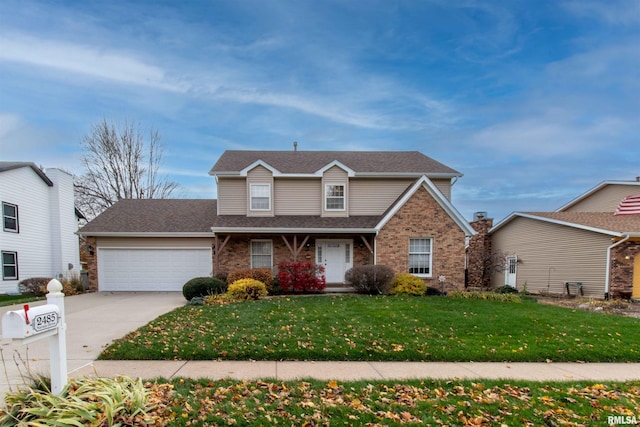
[0,0,638,222]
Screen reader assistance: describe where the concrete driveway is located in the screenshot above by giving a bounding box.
[0,292,184,396]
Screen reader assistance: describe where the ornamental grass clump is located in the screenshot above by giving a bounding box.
[0,376,173,426]
[389,273,426,296]
[226,278,268,300]
[449,290,522,303]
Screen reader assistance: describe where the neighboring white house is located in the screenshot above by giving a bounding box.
[0,162,82,294]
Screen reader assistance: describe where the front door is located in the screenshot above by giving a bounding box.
[505,256,517,288]
[317,239,353,283]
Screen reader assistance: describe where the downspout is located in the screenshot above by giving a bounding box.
[605,234,630,300]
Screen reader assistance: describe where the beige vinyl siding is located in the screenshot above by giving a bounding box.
[562,184,640,212]
[431,178,452,200]
[96,237,214,248]
[322,166,348,217]
[274,178,321,215]
[247,166,274,217]
[350,178,414,215]
[217,178,246,214]
[491,216,611,298]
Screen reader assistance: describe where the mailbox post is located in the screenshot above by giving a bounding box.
[46,279,67,395]
[2,279,67,395]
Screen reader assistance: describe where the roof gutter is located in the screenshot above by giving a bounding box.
[76,232,215,238]
[211,227,378,234]
[604,234,631,300]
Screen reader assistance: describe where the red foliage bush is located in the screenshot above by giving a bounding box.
[277,262,326,293]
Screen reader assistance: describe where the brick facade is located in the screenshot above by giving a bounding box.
[216,235,374,280]
[85,236,98,291]
[376,187,466,292]
[466,218,494,289]
[610,240,640,298]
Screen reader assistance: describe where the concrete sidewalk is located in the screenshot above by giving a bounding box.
[71,360,640,382]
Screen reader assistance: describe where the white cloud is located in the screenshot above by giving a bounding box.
[563,0,640,25]
[0,33,188,92]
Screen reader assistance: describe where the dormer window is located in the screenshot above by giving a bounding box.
[325,184,345,210]
[250,184,271,211]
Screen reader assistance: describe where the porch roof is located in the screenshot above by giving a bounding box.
[211,215,381,234]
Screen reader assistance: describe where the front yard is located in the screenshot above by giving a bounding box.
[100,295,640,362]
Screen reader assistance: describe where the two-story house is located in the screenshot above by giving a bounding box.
[79,150,475,292]
[475,180,640,299]
[0,162,82,294]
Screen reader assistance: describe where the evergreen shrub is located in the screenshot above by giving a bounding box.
[182,277,227,301]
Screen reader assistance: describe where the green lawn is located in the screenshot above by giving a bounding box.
[100,295,640,362]
[160,378,640,426]
[0,294,42,307]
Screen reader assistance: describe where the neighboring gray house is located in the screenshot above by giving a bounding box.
[0,162,82,294]
[486,180,640,299]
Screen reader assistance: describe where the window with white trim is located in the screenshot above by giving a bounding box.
[250,184,271,210]
[325,184,345,210]
[251,240,272,269]
[409,238,432,276]
[2,251,18,280]
[2,202,18,232]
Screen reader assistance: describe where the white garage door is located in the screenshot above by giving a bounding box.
[98,248,212,291]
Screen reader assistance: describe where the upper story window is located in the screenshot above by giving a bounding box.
[2,202,18,233]
[325,184,345,210]
[250,184,271,211]
[2,251,18,280]
[409,237,432,276]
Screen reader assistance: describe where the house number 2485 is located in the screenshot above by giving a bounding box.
[33,312,59,332]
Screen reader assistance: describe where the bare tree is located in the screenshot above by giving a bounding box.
[75,119,179,219]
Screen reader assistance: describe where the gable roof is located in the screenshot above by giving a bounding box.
[78,199,217,236]
[376,176,476,237]
[556,180,640,212]
[491,211,640,237]
[0,162,53,186]
[210,150,461,178]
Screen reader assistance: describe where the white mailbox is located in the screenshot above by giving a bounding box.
[2,304,61,340]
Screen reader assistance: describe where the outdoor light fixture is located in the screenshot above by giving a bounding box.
[87,245,94,256]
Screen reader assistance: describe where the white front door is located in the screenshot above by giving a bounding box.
[505,256,517,288]
[317,240,353,283]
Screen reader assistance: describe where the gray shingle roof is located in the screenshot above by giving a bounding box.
[209,150,461,176]
[79,199,217,234]
[212,215,381,231]
[523,212,640,233]
[0,162,53,186]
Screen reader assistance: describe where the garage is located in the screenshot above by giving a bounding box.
[98,248,212,291]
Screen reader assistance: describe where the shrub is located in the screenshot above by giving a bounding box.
[344,265,394,295]
[277,262,325,293]
[426,286,446,296]
[182,277,227,301]
[187,296,205,306]
[227,278,268,300]
[228,268,274,292]
[494,285,519,294]
[18,277,52,297]
[389,273,426,296]
[448,291,522,303]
